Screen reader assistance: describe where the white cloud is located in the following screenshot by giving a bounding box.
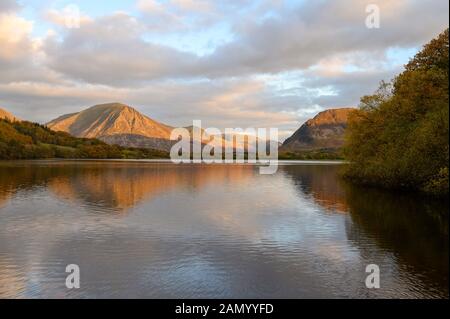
[0,14,33,60]
[44,6,92,28]
[137,0,166,14]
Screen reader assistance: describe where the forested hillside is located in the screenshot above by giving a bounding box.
[0,119,169,160]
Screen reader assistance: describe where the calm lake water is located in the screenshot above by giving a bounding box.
[0,160,448,299]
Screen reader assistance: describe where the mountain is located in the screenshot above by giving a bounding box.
[0,116,168,160]
[281,108,355,152]
[47,103,174,151]
[47,103,251,152]
[0,108,19,122]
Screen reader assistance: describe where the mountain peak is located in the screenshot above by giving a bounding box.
[87,102,132,111]
[47,103,173,150]
[305,108,354,127]
[281,107,355,151]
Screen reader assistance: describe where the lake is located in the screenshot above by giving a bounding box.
[0,160,448,298]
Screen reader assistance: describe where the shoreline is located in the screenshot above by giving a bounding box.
[0,158,348,165]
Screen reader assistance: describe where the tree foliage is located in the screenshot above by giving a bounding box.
[343,29,449,196]
[0,119,169,160]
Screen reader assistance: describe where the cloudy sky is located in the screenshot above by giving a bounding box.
[0,0,448,139]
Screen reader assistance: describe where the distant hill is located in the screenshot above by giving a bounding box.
[47,103,174,151]
[280,108,355,158]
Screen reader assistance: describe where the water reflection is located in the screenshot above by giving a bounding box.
[0,161,253,212]
[344,185,448,297]
[281,165,349,213]
[0,161,448,298]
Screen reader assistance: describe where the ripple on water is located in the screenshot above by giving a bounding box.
[0,161,448,298]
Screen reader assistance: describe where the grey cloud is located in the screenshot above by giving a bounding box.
[41,0,449,86]
[303,67,404,108]
[200,0,449,78]
[0,0,19,13]
[44,13,200,86]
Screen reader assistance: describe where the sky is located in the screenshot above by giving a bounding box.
[0,0,449,140]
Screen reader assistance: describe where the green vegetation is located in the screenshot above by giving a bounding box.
[0,119,169,160]
[278,149,344,160]
[343,29,449,196]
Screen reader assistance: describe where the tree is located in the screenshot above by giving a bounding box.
[343,29,449,196]
[0,118,169,160]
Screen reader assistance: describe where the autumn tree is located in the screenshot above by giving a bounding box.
[343,29,449,196]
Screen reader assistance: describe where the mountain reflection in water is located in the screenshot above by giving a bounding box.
[0,161,447,298]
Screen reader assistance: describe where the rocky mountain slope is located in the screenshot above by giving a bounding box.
[47,103,251,152]
[281,108,355,152]
[47,103,174,151]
